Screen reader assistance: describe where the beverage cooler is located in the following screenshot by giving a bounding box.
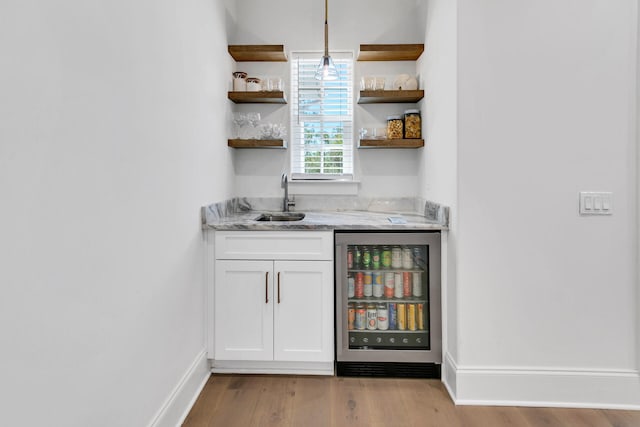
[335,231,441,378]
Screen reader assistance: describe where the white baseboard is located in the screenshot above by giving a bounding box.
[442,352,457,400]
[148,350,211,427]
[211,360,334,376]
[443,352,640,410]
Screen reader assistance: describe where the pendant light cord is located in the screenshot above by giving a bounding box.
[324,0,329,56]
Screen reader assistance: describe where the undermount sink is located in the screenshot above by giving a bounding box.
[255,212,306,222]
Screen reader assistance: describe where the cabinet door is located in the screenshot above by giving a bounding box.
[214,260,273,361]
[273,260,334,362]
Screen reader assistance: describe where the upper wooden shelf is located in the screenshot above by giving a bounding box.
[358,90,424,104]
[359,139,424,149]
[357,44,424,61]
[228,45,288,62]
[228,139,286,149]
[228,91,287,104]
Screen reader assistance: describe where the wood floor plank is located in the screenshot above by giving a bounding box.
[183,374,640,427]
[398,378,463,427]
[361,378,412,426]
[331,377,374,426]
[456,405,533,427]
[182,376,231,427]
[548,407,613,427]
[205,375,265,427]
[289,376,332,427]
[518,406,569,427]
[601,408,640,427]
[424,380,465,427]
[247,376,296,427]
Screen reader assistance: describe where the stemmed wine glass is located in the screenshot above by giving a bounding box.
[232,112,247,139]
[233,112,261,139]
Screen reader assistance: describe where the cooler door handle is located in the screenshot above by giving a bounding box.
[265,271,269,304]
[277,272,281,304]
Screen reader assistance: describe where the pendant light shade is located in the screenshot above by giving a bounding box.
[315,0,339,81]
[316,55,339,81]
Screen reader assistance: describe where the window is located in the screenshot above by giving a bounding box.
[290,52,354,180]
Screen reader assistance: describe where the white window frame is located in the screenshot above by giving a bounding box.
[290,51,354,183]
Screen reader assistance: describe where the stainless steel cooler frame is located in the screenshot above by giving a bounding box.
[335,231,442,369]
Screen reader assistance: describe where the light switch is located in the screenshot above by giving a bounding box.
[594,197,602,210]
[584,196,593,210]
[579,191,613,215]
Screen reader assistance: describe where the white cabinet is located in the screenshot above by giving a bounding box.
[214,260,274,361]
[211,231,334,375]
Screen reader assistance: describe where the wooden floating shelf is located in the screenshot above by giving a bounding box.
[228,45,287,62]
[228,139,286,148]
[359,139,424,149]
[357,44,424,61]
[358,90,424,104]
[228,91,287,104]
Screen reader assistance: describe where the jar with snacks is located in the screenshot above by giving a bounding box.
[387,115,404,139]
[403,109,421,139]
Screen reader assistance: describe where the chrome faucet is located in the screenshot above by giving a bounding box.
[281,173,295,212]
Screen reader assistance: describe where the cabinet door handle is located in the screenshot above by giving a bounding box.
[277,272,281,304]
[265,271,269,304]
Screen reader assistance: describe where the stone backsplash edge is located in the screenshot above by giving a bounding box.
[202,197,449,226]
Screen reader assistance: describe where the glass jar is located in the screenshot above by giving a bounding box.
[232,71,247,91]
[404,109,421,139]
[387,115,404,139]
[246,77,262,92]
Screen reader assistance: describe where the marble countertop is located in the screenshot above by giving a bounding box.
[202,197,448,231]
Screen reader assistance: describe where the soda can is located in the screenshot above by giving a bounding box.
[394,273,403,298]
[372,246,381,270]
[363,271,373,297]
[355,303,366,330]
[362,246,371,268]
[412,272,422,297]
[407,303,417,331]
[397,303,406,330]
[348,303,355,330]
[402,247,414,269]
[418,303,425,330]
[381,246,392,268]
[389,303,397,330]
[347,248,353,269]
[413,247,425,269]
[372,272,384,297]
[403,272,412,297]
[354,246,362,268]
[348,275,355,298]
[391,246,402,268]
[355,272,364,298]
[366,304,377,330]
[384,272,395,298]
[377,303,389,330]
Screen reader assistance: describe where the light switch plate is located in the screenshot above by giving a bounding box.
[579,191,613,215]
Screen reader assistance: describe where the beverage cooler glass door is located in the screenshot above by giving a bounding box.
[335,232,441,364]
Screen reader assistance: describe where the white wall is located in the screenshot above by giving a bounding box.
[0,0,233,425]
[637,0,640,379]
[418,0,458,363]
[449,0,640,407]
[230,0,428,198]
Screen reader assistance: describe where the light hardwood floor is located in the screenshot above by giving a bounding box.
[183,374,640,427]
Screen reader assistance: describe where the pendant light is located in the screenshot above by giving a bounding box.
[315,0,339,81]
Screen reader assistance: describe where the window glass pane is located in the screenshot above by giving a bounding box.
[291,52,353,179]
